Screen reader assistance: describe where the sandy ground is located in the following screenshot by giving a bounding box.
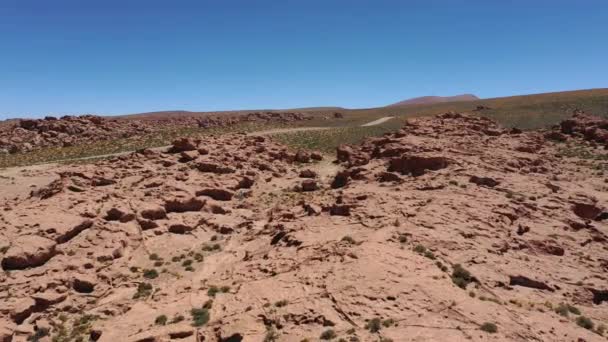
[0,164,60,202]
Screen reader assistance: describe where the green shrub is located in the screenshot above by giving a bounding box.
[320,329,337,340]
[133,282,153,299]
[191,307,210,327]
[480,322,497,333]
[413,245,426,254]
[143,269,158,279]
[341,236,356,244]
[451,264,473,289]
[366,318,382,333]
[275,300,289,308]
[382,318,394,327]
[576,316,594,330]
[263,326,278,342]
[155,315,167,325]
[555,303,580,317]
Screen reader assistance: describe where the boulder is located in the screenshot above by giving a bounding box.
[73,274,96,293]
[235,176,254,189]
[140,206,167,220]
[168,223,194,234]
[1,236,56,270]
[164,197,205,213]
[301,179,318,192]
[169,138,198,153]
[310,152,323,161]
[10,298,35,324]
[295,150,310,163]
[196,162,235,174]
[509,275,553,291]
[179,150,199,162]
[196,188,234,201]
[376,171,402,183]
[469,176,500,188]
[299,169,317,178]
[572,202,603,220]
[104,208,135,222]
[388,156,449,177]
[331,171,349,189]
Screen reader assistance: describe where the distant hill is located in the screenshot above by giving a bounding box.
[387,94,479,107]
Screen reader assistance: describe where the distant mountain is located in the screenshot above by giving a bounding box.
[387,94,479,107]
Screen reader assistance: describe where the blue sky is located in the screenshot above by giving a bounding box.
[0,0,607,118]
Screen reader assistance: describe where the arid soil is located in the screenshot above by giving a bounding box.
[1,112,608,342]
[0,112,314,154]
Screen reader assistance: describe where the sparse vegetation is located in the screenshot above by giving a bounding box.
[155,314,168,325]
[366,318,382,333]
[273,119,404,153]
[274,300,289,307]
[576,316,594,330]
[320,329,337,340]
[202,243,222,252]
[341,235,356,244]
[142,269,159,279]
[413,244,426,254]
[451,264,474,289]
[264,326,279,342]
[133,282,153,299]
[555,303,581,317]
[207,285,230,297]
[382,318,395,327]
[27,328,49,342]
[480,322,498,333]
[51,314,99,342]
[191,305,211,327]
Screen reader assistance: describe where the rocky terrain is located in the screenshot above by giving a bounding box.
[1,112,608,342]
[0,112,313,154]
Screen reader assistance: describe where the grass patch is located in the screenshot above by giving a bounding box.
[272,119,404,153]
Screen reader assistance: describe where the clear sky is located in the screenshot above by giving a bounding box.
[1,0,607,118]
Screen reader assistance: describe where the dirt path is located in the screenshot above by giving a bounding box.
[250,116,394,136]
[360,116,393,127]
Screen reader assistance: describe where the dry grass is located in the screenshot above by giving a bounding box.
[272,118,404,153]
[2,88,607,168]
